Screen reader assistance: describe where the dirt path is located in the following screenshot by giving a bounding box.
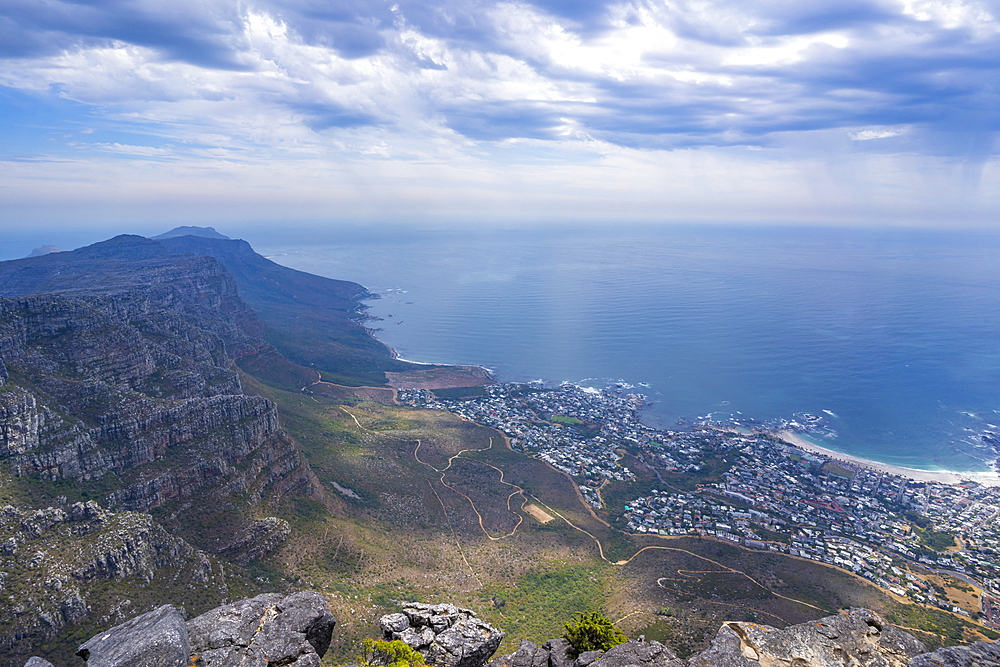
[414,438,526,540]
[340,407,368,431]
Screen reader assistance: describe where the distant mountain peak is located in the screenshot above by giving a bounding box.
[152,226,231,240]
[27,245,64,258]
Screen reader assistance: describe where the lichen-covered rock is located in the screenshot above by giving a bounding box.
[186,591,335,667]
[688,608,925,667]
[574,651,604,667]
[544,638,574,667]
[76,604,189,667]
[589,640,683,667]
[428,618,506,667]
[909,638,1000,666]
[381,603,504,667]
[23,658,55,667]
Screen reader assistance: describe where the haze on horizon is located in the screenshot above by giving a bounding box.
[1,0,999,239]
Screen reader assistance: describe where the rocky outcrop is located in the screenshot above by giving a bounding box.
[76,604,189,667]
[23,591,335,667]
[489,638,683,667]
[220,517,292,565]
[492,609,987,667]
[591,640,684,667]
[381,603,505,667]
[186,591,335,666]
[909,638,1000,666]
[688,608,925,667]
[0,238,319,514]
[0,500,225,665]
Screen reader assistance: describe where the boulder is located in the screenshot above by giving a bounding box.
[381,602,504,667]
[543,638,574,667]
[76,604,188,667]
[489,640,541,667]
[688,608,925,667]
[187,591,335,667]
[589,640,683,667]
[23,659,55,667]
[909,638,1000,666]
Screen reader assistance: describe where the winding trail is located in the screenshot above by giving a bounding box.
[414,438,526,540]
[370,410,830,618]
[340,407,368,431]
[427,479,483,589]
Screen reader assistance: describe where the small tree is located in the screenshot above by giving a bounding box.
[357,639,427,667]
[563,612,627,655]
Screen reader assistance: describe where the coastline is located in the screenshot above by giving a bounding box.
[775,430,1000,487]
[369,324,999,489]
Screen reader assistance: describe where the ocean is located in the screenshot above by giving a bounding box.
[256,224,1000,474]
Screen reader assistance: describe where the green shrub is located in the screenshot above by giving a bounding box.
[355,639,426,667]
[563,612,627,655]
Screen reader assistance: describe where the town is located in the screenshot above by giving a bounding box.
[397,382,1000,628]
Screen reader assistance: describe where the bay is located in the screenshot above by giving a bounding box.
[256,224,1000,474]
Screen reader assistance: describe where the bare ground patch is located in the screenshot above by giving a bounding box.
[386,365,494,389]
[525,504,554,524]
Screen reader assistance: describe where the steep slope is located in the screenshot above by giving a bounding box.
[0,238,332,663]
[0,238,312,513]
[153,234,421,386]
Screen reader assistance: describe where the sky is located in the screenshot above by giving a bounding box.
[1,0,999,240]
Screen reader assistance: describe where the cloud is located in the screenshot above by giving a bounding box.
[850,127,906,140]
[0,0,998,226]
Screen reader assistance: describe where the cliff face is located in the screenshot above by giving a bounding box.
[0,499,228,665]
[0,240,312,512]
[0,237,326,664]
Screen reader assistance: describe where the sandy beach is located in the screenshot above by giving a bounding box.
[775,430,1000,487]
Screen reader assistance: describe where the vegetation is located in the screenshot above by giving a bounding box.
[562,612,627,655]
[354,639,427,667]
[551,415,582,425]
[915,527,957,553]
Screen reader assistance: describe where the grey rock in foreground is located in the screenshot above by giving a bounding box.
[488,637,681,667]
[688,608,925,667]
[76,604,189,667]
[909,637,1000,666]
[23,659,55,667]
[591,639,684,667]
[67,592,334,667]
[187,591,336,667]
[381,602,505,667]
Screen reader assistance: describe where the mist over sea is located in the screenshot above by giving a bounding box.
[258,224,1000,474]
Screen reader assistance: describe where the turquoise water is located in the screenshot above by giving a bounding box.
[257,224,1000,473]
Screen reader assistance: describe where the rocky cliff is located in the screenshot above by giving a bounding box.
[0,236,316,512]
[0,499,230,665]
[0,236,326,663]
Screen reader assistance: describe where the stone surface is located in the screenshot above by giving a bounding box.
[76,604,189,667]
[574,651,604,667]
[544,638,574,667]
[909,638,1000,666]
[688,608,926,667]
[590,640,683,667]
[381,602,504,667]
[23,659,55,667]
[187,591,335,667]
[492,639,680,667]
